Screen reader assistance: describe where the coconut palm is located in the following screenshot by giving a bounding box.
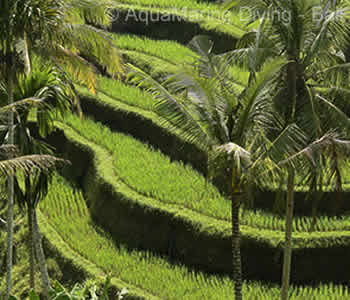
[129,35,308,300]
[225,0,350,299]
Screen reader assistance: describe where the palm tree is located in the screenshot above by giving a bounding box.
[0,98,64,300]
[7,63,71,296]
[14,171,53,297]
[129,35,305,300]
[225,0,350,299]
[0,1,121,297]
[20,0,124,94]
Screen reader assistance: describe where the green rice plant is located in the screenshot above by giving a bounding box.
[110,33,250,84]
[40,175,350,300]
[122,50,179,78]
[95,75,155,110]
[58,113,350,234]
[110,33,197,65]
[62,113,230,220]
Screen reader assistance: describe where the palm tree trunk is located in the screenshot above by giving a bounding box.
[280,50,297,300]
[28,204,35,290]
[23,32,32,75]
[24,176,36,290]
[5,54,14,300]
[280,169,295,300]
[33,209,50,298]
[232,192,242,300]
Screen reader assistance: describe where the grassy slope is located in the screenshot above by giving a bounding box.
[110,33,197,65]
[52,117,350,248]
[108,32,250,83]
[62,113,350,233]
[39,175,350,300]
[76,83,350,191]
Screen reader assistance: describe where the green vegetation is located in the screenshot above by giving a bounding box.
[110,33,196,78]
[0,203,74,299]
[62,112,230,219]
[76,83,350,190]
[111,0,250,38]
[96,76,155,111]
[122,50,179,78]
[2,0,350,298]
[58,113,350,237]
[108,33,249,82]
[39,175,350,300]
[110,33,197,65]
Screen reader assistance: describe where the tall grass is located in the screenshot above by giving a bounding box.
[109,33,249,85]
[96,75,155,110]
[122,50,179,78]
[40,175,350,300]
[60,113,350,233]
[110,33,197,65]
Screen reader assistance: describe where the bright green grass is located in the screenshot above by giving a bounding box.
[110,33,197,65]
[60,113,350,233]
[122,49,179,78]
[40,175,350,300]
[110,32,249,84]
[96,75,155,110]
[63,112,229,219]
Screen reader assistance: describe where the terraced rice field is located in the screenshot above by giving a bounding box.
[58,113,350,235]
[26,0,350,298]
[39,175,350,300]
[110,33,197,65]
[107,32,250,83]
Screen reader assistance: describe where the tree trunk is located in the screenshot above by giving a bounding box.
[28,204,35,290]
[231,187,243,300]
[33,209,50,298]
[24,176,36,291]
[23,32,32,75]
[5,55,14,300]
[280,48,297,300]
[280,169,295,300]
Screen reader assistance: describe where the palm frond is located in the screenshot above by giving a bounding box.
[128,64,212,150]
[0,98,45,115]
[49,44,98,93]
[316,93,350,132]
[234,57,286,143]
[64,0,113,27]
[58,23,123,77]
[280,132,350,169]
[303,6,350,67]
[0,154,67,177]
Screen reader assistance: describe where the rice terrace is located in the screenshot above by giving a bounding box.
[2,0,350,299]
